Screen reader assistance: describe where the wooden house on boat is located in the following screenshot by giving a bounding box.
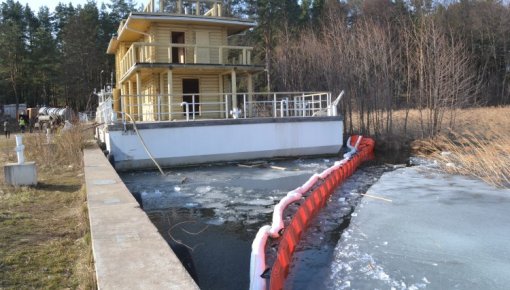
[97,0,344,170]
[106,0,263,121]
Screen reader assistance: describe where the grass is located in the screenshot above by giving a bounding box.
[386,107,510,187]
[410,107,510,188]
[0,126,96,289]
[348,106,510,187]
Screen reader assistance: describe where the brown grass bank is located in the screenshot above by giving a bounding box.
[412,107,510,188]
[361,107,510,188]
[0,126,96,289]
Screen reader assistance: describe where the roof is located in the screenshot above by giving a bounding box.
[116,12,257,42]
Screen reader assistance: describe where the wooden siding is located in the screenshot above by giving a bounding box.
[152,24,227,64]
[132,72,222,121]
[164,73,222,120]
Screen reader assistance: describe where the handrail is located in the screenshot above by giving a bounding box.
[118,92,333,121]
[119,42,254,78]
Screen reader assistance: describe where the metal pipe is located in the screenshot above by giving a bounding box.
[273,93,277,117]
[243,94,247,119]
[192,94,196,120]
[181,102,190,121]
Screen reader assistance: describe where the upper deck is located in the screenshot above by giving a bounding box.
[115,0,256,43]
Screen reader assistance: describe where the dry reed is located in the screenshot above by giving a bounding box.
[411,107,510,187]
[23,125,93,173]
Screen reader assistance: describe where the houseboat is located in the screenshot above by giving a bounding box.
[96,0,344,171]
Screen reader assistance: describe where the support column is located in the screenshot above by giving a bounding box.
[159,73,166,120]
[128,81,134,117]
[167,69,173,120]
[120,82,127,114]
[247,73,253,117]
[136,71,142,121]
[231,69,237,110]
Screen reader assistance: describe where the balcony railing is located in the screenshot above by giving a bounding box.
[109,92,333,122]
[144,0,223,17]
[119,42,253,78]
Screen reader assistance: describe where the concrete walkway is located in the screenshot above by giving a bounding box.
[84,147,199,290]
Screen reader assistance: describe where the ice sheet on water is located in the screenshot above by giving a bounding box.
[119,158,334,225]
[326,165,510,290]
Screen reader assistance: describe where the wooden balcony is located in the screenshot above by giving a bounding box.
[119,42,253,79]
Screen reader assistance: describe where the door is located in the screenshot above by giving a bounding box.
[182,79,200,117]
[171,32,185,63]
[195,31,210,64]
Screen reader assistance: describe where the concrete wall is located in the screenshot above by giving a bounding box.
[104,117,343,170]
[84,147,199,289]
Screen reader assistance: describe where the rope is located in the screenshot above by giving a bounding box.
[122,112,165,176]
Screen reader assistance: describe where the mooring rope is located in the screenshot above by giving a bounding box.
[122,112,165,176]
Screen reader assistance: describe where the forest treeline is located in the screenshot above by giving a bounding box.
[0,0,509,137]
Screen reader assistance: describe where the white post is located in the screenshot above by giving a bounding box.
[15,135,25,164]
[247,73,253,117]
[167,70,173,120]
[273,93,277,117]
[231,70,237,110]
[46,128,51,144]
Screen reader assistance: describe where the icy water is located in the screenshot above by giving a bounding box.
[120,156,509,290]
[120,158,369,290]
[298,161,510,290]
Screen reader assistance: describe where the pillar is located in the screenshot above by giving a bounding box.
[167,69,173,120]
[128,81,134,117]
[136,71,142,121]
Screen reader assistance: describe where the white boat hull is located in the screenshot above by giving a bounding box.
[98,117,343,171]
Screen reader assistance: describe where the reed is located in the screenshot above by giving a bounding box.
[411,107,510,187]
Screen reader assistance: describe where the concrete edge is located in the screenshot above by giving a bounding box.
[84,146,200,290]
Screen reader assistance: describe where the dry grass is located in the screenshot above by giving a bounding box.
[409,107,510,187]
[0,125,96,289]
[348,106,510,187]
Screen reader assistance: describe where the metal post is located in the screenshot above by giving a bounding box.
[302,93,306,116]
[192,94,196,120]
[243,94,247,119]
[225,94,229,119]
[181,102,189,121]
[273,93,277,117]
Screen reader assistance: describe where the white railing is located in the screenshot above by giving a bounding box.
[119,42,253,78]
[96,94,115,124]
[117,92,334,122]
[144,0,223,16]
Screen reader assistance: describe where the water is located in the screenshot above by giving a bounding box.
[290,160,510,290]
[120,158,339,290]
[283,164,393,290]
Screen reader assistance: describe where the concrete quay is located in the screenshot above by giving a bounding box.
[84,147,199,290]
